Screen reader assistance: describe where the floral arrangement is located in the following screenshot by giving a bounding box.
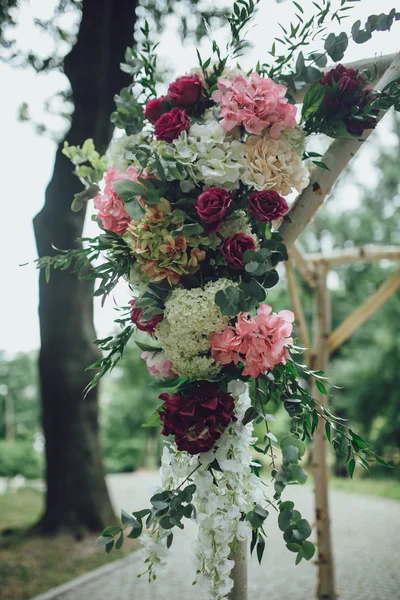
[37,2,399,598]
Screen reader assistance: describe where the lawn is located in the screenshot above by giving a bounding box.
[0,487,138,600]
[329,476,400,501]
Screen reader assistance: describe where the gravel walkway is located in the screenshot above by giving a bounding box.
[32,472,400,600]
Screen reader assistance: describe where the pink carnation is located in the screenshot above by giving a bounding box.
[141,351,176,381]
[212,72,297,138]
[93,166,141,235]
[210,304,294,378]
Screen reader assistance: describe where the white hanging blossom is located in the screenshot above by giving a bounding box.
[140,381,263,599]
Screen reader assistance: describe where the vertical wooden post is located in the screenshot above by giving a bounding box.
[228,540,248,600]
[311,266,336,600]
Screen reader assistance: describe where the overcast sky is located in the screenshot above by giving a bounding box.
[1,0,399,354]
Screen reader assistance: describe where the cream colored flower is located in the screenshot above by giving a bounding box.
[156,279,236,379]
[240,132,309,195]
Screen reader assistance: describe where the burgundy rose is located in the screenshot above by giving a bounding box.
[168,74,203,106]
[129,299,163,334]
[194,187,232,233]
[159,382,237,454]
[154,107,190,142]
[320,65,378,135]
[248,190,289,222]
[144,96,170,123]
[221,234,256,270]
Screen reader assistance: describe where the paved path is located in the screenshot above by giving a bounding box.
[33,472,400,600]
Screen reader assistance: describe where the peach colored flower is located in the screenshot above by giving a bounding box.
[94,166,140,235]
[210,304,294,378]
[212,72,297,138]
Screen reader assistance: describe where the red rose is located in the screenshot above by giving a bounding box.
[129,299,163,333]
[144,96,170,123]
[221,234,256,270]
[168,74,203,106]
[248,190,289,222]
[194,187,232,233]
[154,107,190,142]
[320,65,378,135]
[159,382,237,454]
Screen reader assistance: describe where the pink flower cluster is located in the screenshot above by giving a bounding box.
[141,351,176,381]
[212,72,297,138]
[210,304,294,378]
[93,166,140,235]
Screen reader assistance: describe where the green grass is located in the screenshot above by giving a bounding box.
[0,487,138,600]
[330,476,400,501]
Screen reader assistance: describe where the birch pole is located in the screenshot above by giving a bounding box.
[228,51,400,599]
[280,52,400,250]
[311,266,336,600]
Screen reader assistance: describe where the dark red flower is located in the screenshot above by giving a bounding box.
[248,190,289,222]
[154,107,190,142]
[221,234,256,270]
[159,382,237,454]
[144,96,170,123]
[194,187,232,233]
[320,64,378,135]
[168,74,203,106]
[129,299,163,333]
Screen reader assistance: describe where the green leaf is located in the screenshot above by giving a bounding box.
[106,540,114,554]
[293,518,312,540]
[302,540,315,561]
[115,531,124,550]
[282,445,299,465]
[125,199,146,220]
[71,184,100,212]
[243,406,259,425]
[95,535,113,546]
[121,509,136,527]
[278,510,292,531]
[112,179,145,201]
[142,409,162,428]
[280,501,294,511]
[301,81,325,121]
[132,509,152,519]
[286,542,302,553]
[102,525,121,537]
[324,32,348,61]
[256,535,265,564]
[167,532,173,549]
[150,492,170,510]
[348,457,356,479]
[295,549,304,565]
[127,520,143,538]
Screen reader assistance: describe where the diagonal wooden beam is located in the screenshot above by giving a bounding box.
[329,270,400,354]
[308,245,400,267]
[279,52,400,251]
[285,258,311,363]
[289,241,317,287]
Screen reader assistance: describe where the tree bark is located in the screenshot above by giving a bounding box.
[311,266,336,600]
[33,0,137,533]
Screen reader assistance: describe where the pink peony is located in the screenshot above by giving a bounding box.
[212,72,297,138]
[210,304,294,378]
[141,351,176,381]
[93,166,141,235]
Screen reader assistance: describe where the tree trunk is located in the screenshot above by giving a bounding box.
[33,0,137,533]
[311,266,336,599]
[228,541,248,600]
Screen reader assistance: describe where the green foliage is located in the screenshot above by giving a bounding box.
[101,344,164,473]
[62,139,107,210]
[0,439,43,479]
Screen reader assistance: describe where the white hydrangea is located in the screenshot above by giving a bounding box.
[142,381,263,599]
[156,279,235,379]
[164,121,246,189]
[108,132,149,172]
[219,209,254,238]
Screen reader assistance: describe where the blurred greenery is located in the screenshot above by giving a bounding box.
[101,344,164,473]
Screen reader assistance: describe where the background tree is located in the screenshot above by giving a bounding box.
[0,0,228,534]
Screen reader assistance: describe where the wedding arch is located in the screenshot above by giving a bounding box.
[36,2,400,599]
